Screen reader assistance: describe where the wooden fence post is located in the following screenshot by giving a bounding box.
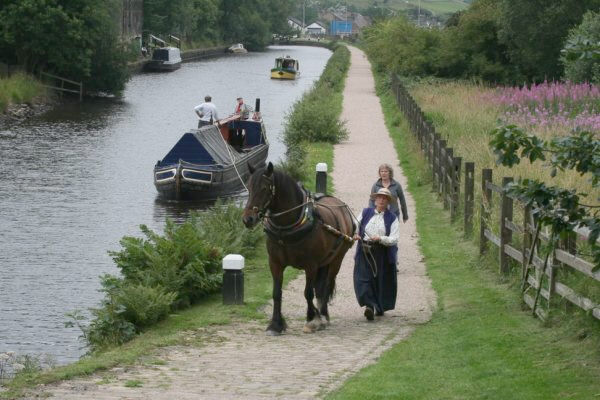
[437,140,446,194]
[443,148,453,210]
[522,205,532,282]
[480,168,493,255]
[499,177,514,275]
[431,135,439,190]
[560,231,577,312]
[464,162,475,236]
[451,156,461,222]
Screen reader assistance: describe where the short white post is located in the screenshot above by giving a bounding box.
[222,254,244,305]
[315,162,328,194]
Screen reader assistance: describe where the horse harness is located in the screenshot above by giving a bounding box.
[261,188,354,264]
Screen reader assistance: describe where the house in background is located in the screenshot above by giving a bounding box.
[318,8,372,36]
[306,21,327,36]
[287,16,305,35]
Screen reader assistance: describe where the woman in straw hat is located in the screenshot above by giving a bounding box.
[352,188,399,321]
[369,163,408,222]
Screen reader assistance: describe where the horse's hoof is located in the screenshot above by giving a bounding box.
[317,320,327,330]
[266,329,282,336]
[303,324,316,334]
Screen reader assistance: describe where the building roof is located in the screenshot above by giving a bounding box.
[287,16,303,27]
[306,21,327,29]
[352,13,372,29]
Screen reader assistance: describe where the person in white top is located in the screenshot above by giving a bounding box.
[194,95,219,128]
[352,187,399,321]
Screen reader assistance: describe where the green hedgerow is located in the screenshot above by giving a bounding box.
[75,201,261,351]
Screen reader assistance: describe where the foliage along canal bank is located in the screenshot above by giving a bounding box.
[0,73,49,119]
[328,69,600,400]
[0,43,350,399]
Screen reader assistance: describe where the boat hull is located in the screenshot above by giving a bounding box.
[271,69,297,80]
[145,61,182,72]
[154,144,268,201]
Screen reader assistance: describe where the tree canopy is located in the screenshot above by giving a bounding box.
[0,0,130,95]
[363,0,600,84]
[144,0,296,50]
[0,0,296,95]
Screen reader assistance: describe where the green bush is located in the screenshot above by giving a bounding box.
[283,87,347,145]
[280,44,350,172]
[191,199,263,257]
[77,201,261,350]
[109,222,222,309]
[115,284,177,328]
[277,142,308,181]
[562,11,600,83]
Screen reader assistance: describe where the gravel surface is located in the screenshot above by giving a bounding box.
[28,46,436,400]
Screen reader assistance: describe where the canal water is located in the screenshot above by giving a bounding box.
[0,45,332,363]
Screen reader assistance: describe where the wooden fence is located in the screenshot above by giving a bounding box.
[390,74,600,322]
[39,71,83,101]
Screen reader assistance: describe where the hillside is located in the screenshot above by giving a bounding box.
[348,0,470,16]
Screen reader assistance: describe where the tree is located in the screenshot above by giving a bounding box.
[0,0,130,95]
[497,0,600,82]
[562,11,600,83]
[220,0,295,50]
[434,0,513,83]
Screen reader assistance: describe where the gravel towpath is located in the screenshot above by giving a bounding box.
[31,46,435,400]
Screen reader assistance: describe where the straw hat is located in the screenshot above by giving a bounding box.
[370,187,393,201]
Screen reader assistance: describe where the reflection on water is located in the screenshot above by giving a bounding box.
[0,45,331,363]
[152,192,248,223]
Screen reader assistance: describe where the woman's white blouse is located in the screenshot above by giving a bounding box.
[356,210,399,246]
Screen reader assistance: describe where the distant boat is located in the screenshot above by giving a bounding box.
[228,43,248,53]
[271,55,299,80]
[153,103,268,200]
[145,47,182,72]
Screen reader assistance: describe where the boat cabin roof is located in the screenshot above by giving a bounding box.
[152,47,181,61]
[158,120,265,167]
[275,55,296,61]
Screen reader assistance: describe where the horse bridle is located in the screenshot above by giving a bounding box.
[252,174,275,219]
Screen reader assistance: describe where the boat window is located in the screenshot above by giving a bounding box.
[153,49,169,61]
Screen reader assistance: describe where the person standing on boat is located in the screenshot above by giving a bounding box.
[353,188,399,321]
[369,163,408,222]
[194,95,219,128]
[233,97,252,120]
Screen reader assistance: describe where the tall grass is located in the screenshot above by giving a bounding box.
[279,43,350,180]
[410,78,599,200]
[0,73,46,112]
[406,79,600,303]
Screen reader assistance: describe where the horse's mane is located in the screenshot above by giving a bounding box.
[252,166,302,199]
[273,169,303,203]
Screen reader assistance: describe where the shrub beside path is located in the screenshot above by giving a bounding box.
[32,46,435,399]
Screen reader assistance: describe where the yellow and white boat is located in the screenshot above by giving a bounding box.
[270,55,300,80]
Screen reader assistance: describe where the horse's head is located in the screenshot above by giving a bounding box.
[243,161,275,228]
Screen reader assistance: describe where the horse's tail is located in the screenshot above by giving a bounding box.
[315,265,336,304]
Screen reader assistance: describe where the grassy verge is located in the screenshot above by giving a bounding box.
[0,73,46,112]
[328,74,600,399]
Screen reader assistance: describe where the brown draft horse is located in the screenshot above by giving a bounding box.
[242,162,355,335]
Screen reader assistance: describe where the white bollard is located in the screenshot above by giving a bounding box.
[315,162,328,194]
[222,254,244,305]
